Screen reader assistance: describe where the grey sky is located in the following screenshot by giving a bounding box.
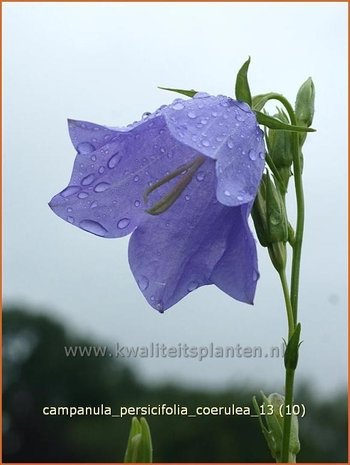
[4,2,347,396]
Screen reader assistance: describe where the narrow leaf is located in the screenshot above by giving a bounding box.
[255,111,316,132]
[158,86,197,98]
[235,57,252,106]
[252,93,276,111]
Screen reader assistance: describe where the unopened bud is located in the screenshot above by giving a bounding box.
[124,417,153,463]
[295,77,315,128]
[268,108,294,172]
[265,172,288,244]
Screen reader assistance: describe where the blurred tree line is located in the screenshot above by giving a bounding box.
[3,305,347,463]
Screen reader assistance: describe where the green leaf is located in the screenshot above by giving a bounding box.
[252,93,276,111]
[158,86,197,98]
[255,111,316,133]
[235,57,252,106]
[139,417,153,462]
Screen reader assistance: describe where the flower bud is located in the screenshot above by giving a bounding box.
[266,393,300,461]
[124,417,153,463]
[253,392,300,462]
[295,77,315,128]
[268,108,294,171]
[265,172,288,244]
[251,175,268,247]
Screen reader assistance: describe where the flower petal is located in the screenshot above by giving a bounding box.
[162,94,266,206]
[49,116,205,237]
[128,159,259,311]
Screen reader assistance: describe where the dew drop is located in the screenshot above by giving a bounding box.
[224,190,231,197]
[108,152,121,169]
[227,140,234,149]
[187,111,196,119]
[253,270,259,281]
[201,139,210,147]
[94,182,111,193]
[79,219,107,236]
[67,207,73,213]
[117,218,130,229]
[142,112,151,119]
[77,142,95,154]
[200,118,208,125]
[196,171,205,182]
[81,174,95,186]
[134,200,141,207]
[67,216,74,223]
[90,201,98,209]
[133,175,139,182]
[172,102,184,110]
[259,152,265,160]
[248,149,257,161]
[78,192,89,199]
[270,211,281,225]
[138,275,149,291]
[235,112,248,122]
[211,111,218,117]
[98,166,105,174]
[187,281,199,292]
[91,155,97,162]
[60,185,80,197]
[185,195,190,201]
[237,195,244,201]
[156,301,164,312]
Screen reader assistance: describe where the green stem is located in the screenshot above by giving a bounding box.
[261,93,304,322]
[279,270,295,462]
[282,368,296,463]
[260,94,304,463]
[279,271,295,341]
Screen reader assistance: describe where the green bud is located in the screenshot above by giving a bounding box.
[295,77,315,128]
[284,323,302,371]
[266,393,300,461]
[124,417,153,463]
[268,242,287,273]
[251,175,268,247]
[268,108,294,171]
[265,172,288,244]
[253,392,300,462]
[295,78,315,148]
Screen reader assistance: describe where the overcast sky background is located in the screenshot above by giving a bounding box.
[4,2,347,396]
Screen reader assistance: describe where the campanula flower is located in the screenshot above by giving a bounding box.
[49,93,265,311]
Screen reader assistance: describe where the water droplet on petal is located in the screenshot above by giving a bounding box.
[77,142,95,154]
[78,192,89,199]
[134,200,141,207]
[138,275,149,291]
[90,201,98,209]
[172,102,184,110]
[224,190,231,197]
[133,175,139,182]
[117,218,130,229]
[253,270,259,281]
[187,111,196,119]
[142,112,151,119]
[235,112,248,122]
[67,216,74,223]
[196,171,205,182]
[98,166,105,174]
[211,111,218,117]
[259,151,265,159]
[201,139,210,147]
[156,301,164,312]
[185,195,190,201]
[200,118,207,125]
[79,219,107,236]
[108,152,121,169]
[94,182,111,193]
[67,207,73,212]
[81,174,95,186]
[249,149,257,161]
[91,155,97,162]
[187,281,199,292]
[60,185,80,197]
[237,195,244,201]
[227,140,234,149]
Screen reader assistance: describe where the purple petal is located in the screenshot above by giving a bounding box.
[162,95,266,206]
[49,116,205,237]
[128,158,259,311]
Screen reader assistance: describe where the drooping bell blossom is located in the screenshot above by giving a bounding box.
[49,93,265,312]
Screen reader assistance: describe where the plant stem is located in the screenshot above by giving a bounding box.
[260,93,304,463]
[282,368,296,463]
